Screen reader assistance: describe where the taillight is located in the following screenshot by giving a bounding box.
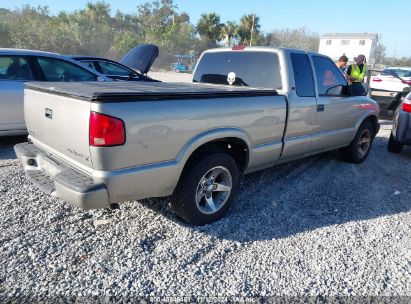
[372,77,382,82]
[401,80,411,85]
[402,95,411,113]
[89,112,125,146]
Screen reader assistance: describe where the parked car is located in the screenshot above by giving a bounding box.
[0,48,109,136]
[71,56,157,82]
[71,44,159,82]
[171,54,196,73]
[0,45,158,136]
[14,47,379,225]
[370,67,411,93]
[388,87,411,153]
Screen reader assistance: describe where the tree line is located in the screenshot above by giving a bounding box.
[0,0,409,69]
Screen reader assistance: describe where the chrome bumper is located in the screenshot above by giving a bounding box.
[14,143,109,209]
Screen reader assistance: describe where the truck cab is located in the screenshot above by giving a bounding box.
[193,47,379,162]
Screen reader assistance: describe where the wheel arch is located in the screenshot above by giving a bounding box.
[355,113,379,137]
[176,128,251,175]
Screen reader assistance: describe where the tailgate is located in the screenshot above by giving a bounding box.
[24,87,93,172]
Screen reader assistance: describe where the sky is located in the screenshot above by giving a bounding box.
[2,0,410,57]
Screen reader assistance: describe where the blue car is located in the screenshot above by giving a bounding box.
[171,54,195,73]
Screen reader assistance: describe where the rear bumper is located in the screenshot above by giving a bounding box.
[393,110,411,145]
[14,143,109,209]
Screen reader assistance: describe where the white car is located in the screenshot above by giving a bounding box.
[370,67,411,93]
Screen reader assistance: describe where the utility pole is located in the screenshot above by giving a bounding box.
[250,13,255,46]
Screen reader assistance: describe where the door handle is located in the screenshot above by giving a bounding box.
[317,104,325,112]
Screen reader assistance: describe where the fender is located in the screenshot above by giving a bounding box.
[175,127,252,166]
[353,111,379,134]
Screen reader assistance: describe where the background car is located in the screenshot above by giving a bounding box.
[71,44,160,82]
[370,67,411,93]
[388,88,411,153]
[71,56,158,82]
[0,48,110,136]
[0,45,159,136]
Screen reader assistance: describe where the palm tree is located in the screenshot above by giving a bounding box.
[221,21,238,47]
[196,13,222,47]
[238,14,261,46]
[83,2,111,22]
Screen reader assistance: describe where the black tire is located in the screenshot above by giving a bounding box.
[388,132,403,153]
[171,153,240,225]
[340,121,374,164]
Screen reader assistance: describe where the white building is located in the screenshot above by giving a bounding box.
[319,33,379,64]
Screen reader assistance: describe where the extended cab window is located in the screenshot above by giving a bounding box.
[312,56,348,96]
[36,57,97,82]
[290,53,315,97]
[193,52,282,90]
[0,56,33,81]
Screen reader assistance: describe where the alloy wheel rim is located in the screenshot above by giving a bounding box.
[357,129,371,158]
[195,166,232,215]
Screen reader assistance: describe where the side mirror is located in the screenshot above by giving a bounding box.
[342,85,350,96]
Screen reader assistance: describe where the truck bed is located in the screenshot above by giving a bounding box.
[25,81,278,102]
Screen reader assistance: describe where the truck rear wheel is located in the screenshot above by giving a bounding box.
[171,153,240,225]
[340,121,374,164]
[388,132,403,153]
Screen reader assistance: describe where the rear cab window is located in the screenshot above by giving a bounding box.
[193,51,282,90]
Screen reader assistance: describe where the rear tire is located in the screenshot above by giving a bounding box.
[171,153,240,225]
[388,132,403,153]
[340,121,374,164]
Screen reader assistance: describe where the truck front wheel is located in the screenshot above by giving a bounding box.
[340,121,374,164]
[171,153,240,225]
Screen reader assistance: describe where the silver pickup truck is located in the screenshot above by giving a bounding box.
[15,47,380,225]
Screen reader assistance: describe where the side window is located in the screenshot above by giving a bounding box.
[78,60,97,70]
[312,56,348,96]
[36,57,97,82]
[290,53,315,97]
[0,56,34,81]
[98,61,131,76]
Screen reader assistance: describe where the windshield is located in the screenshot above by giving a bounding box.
[193,51,282,90]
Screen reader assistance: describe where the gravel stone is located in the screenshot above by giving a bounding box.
[0,121,410,301]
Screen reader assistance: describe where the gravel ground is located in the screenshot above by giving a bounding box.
[0,121,410,302]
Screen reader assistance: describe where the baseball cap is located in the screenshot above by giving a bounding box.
[356,54,366,64]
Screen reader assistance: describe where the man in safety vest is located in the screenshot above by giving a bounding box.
[346,54,367,95]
